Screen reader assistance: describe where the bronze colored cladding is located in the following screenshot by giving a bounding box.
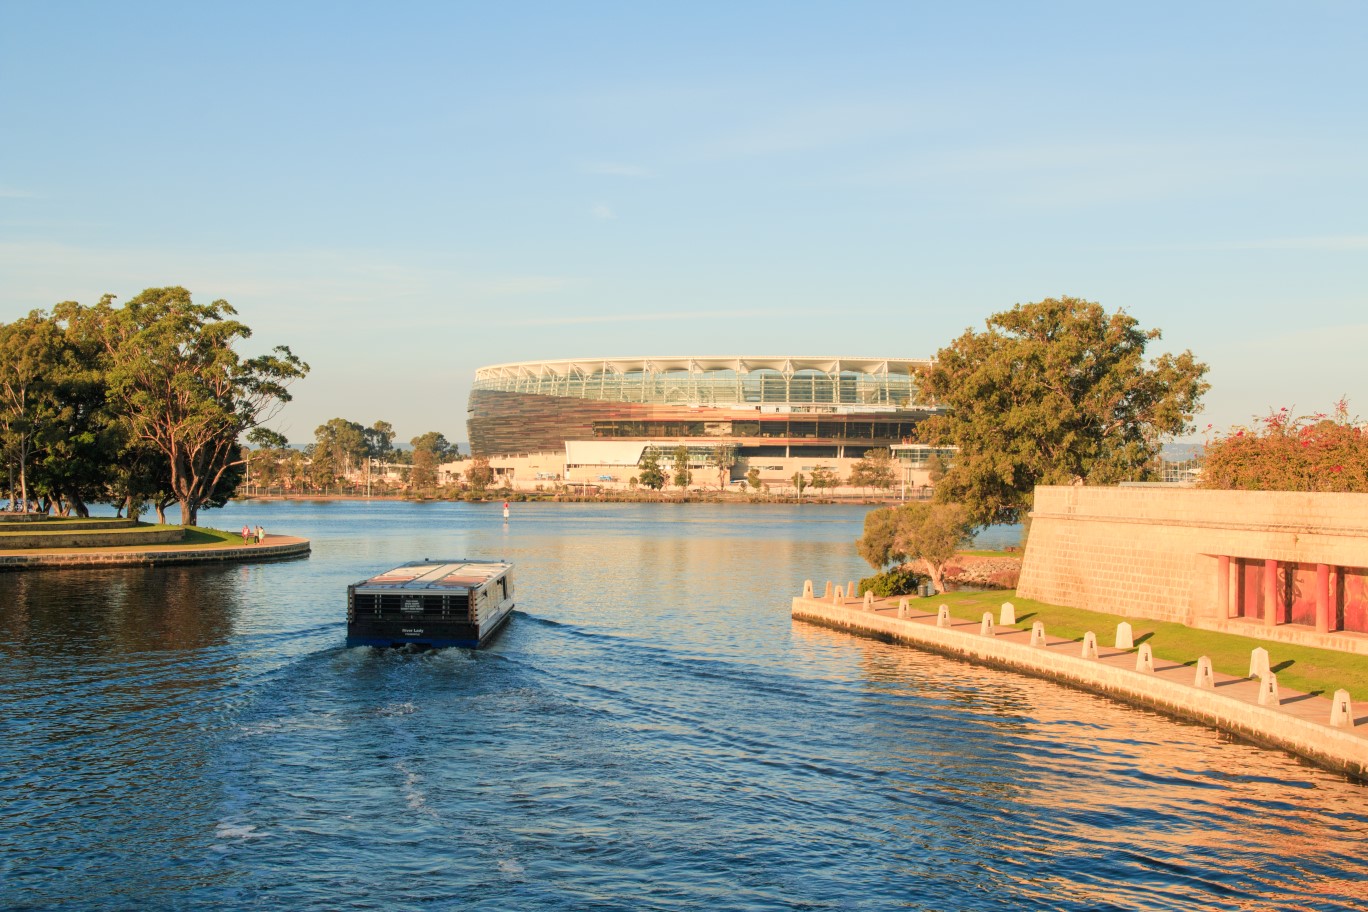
[467,389,933,457]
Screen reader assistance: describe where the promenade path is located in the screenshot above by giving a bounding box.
[794,589,1368,779]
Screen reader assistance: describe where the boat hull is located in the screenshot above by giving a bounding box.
[346,600,515,649]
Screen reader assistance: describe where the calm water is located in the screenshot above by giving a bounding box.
[2,502,1366,911]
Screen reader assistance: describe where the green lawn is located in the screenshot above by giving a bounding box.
[921,590,1368,702]
[0,522,243,548]
[180,526,242,546]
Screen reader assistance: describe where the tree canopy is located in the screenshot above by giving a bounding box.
[1,289,308,521]
[848,448,895,492]
[918,296,1208,527]
[856,501,974,593]
[1199,401,1368,492]
[638,447,665,490]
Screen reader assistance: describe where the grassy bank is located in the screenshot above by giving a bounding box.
[924,590,1368,702]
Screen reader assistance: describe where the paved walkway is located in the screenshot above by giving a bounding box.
[794,591,1368,779]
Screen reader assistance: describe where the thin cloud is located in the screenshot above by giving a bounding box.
[583,162,654,178]
[0,186,37,199]
[1219,236,1368,251]
[590,203,616,220]
[513,309,782,327]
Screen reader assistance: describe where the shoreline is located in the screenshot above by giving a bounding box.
[792,590,1368,781]
[0,535,311,572]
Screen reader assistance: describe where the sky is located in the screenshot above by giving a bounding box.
[2,2,1365,449]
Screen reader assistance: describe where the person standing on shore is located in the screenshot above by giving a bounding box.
[241,524,251,545]
[255,524,265,544]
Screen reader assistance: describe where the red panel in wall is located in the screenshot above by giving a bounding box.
[1342,569,1368,634]
[1237,559,1263,619]
[1282,563,1318,626]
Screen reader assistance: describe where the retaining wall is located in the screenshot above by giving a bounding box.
[0,528,185,550]
[0,538,311,570]
[792,592,1368,780]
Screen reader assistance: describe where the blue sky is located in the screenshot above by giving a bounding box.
[2,2,1364,448]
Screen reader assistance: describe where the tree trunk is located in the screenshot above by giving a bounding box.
[180,499,197,527]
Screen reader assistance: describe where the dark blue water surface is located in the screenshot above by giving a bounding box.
[2,501,1366,911]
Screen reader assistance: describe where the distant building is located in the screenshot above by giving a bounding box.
[467,356,951,492]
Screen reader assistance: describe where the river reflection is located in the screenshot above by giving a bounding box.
[2,501,1366,911]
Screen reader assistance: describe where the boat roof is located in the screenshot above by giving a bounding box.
[352,559,512,591]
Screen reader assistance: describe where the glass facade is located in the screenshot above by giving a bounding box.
[472,358,928,409]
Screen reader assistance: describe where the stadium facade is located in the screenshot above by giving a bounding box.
[467,356,950,492]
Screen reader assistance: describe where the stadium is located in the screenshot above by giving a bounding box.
[467,356,951,493]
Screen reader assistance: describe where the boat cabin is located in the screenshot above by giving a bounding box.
[346,559,515,648]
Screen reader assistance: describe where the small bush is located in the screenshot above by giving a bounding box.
[987,568,1021,589]
[858,567,923,597]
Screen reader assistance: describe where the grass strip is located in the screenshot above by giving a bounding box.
[918,589,1368,703]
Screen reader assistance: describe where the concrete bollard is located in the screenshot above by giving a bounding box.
[1115,622,1134,649]
[1257,673,1280,707]
[936,605,951,628]
[803,580,814,598]
[999,602,1016,625]
[863,590,875,610]
[1030,621,1045,647]
[1249,647,1271,679]
[832,587,844,606]
[1330,690,1355,728]
[846,581,856,599]
[1080,631,1099,659]
[980,613,994,636]
[1194,656,1215,689]
[1136,642,1154,673]
[898,602,909,619]
[823,581,834,598]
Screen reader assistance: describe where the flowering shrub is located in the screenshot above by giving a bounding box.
[1199,400,1368,492]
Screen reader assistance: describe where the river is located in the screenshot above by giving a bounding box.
[2,501,1365,910]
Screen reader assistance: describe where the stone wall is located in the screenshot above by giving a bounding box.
[1018,487,1368,645]
[0,527,184,549]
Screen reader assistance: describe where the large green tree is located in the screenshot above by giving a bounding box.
[0,312,68,510]
[918,296,1208,527]
[62,288,308,526]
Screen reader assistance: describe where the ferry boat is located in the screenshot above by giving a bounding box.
[346,559,515,648]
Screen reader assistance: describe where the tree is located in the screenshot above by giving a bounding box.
[0,312,67,511]
[411,431,457,463]
[638,446,665,490]
[409,431,457,494]
[708,444,736,490]
[848,448,896,494]
[1199,401,1368,492]
[364,421,396,460]
[311,418,368,489]
[791,471,807,499]
[466,456,494,491]
[59,288,309,526]
[746,467,761,491]
[809,465,839,492]
[672,445,692,489]
[918,296,1208,527]
[856,501,974,593]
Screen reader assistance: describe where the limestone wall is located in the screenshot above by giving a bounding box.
[1017,486,1368,630]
